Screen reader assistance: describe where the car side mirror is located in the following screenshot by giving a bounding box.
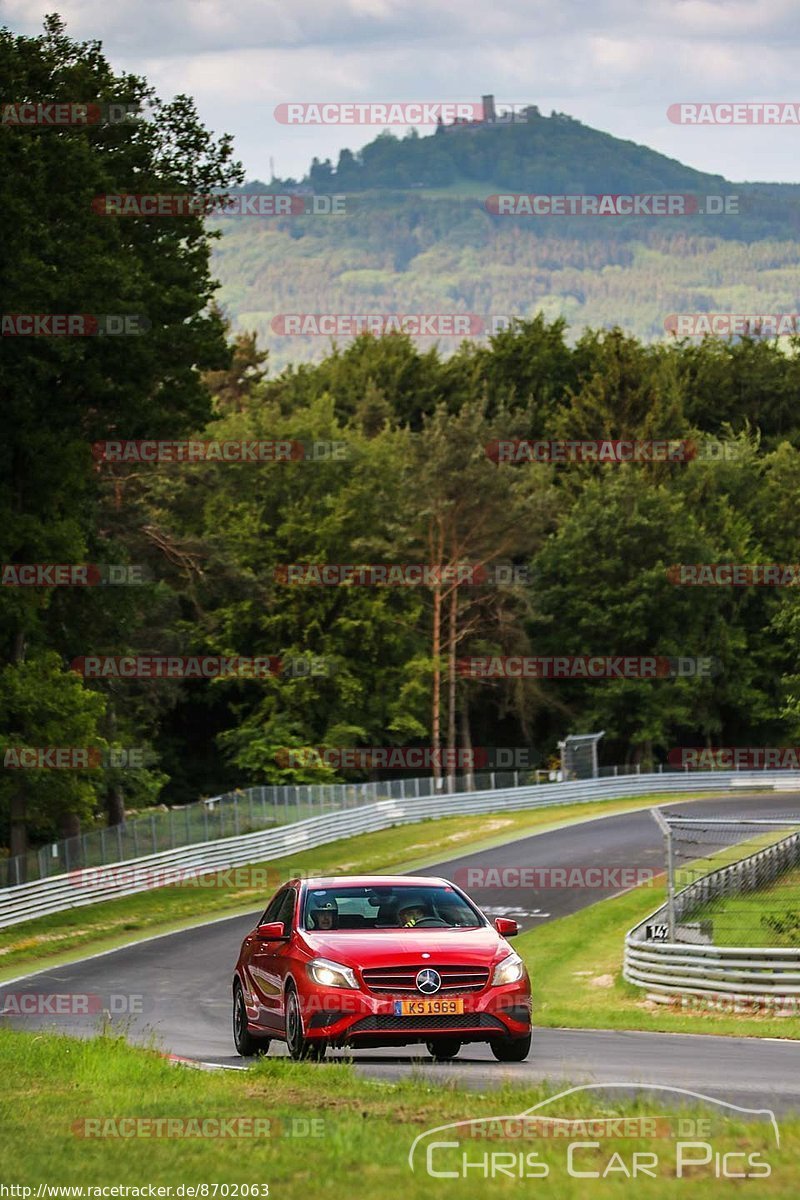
[495,917,519,938]
[256,921,289,940]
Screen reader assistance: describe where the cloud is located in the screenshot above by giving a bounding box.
[3,0,800,181]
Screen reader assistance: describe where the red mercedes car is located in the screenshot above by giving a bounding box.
[232,875,531,1062]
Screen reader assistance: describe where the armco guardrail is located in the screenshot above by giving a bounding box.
[2,770,797,930]
[625,826,800,1001]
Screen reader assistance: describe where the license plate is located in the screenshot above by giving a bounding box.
[393,998,465,1016]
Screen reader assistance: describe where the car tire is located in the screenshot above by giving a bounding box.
[426,1038,462,1061]
[490,1032,531,1062]
[233,982,270,1057]
[285,985,327,1062]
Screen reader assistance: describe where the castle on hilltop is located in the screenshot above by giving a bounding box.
[437,94,542,133]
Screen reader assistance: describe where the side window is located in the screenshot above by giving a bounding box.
[274,888,296,930]
[260,889,288,925]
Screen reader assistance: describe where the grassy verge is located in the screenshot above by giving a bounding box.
[518,879,800,1038]
[0,793,701,980]
[0,1027,794,1196]
[679,845,800,949]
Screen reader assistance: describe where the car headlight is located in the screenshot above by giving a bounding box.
[492,951,525,986]
[307,958,359,989]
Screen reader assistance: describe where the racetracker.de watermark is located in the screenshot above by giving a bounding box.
[273,563,527,586]
[273,746,533,770]
[72,1116,325,1139]
[668,101,800,124]
[668,746,800,769]
[457,656,720,679]
[91,440,349,462]
[0,992,146,1016]
[69,864,297,890]
[68,655,339,680]
[1,564,147,586]
[666,313,800,337]
[1,102,139,126]
[454,866,657,889]
[486,194,737,216]
[667,563,800,586]
[487,439,744,463]
[486,439,694,463]
[92,193,348,217]
[1,314,149,336]
[274,101,482,124]
[3,746,149,769]
[270,314,511,337]
[69,655,280,679]
[669,992,800,1015]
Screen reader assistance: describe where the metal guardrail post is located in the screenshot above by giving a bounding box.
[651,807,675,939]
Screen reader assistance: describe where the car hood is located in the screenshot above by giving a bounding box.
[300,927,510,968]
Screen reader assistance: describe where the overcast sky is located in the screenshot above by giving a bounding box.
[3,0,799,183]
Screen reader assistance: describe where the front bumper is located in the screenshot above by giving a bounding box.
[296,977,531,1046]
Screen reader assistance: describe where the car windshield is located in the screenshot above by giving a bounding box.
[302,885,485,932]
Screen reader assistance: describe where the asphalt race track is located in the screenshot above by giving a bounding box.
[4,792,800,1112]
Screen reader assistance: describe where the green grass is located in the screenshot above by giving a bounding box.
[686,864,800,948]
[0,1027,795,1195]
[518,879,800,1038]
[0,794,701,981]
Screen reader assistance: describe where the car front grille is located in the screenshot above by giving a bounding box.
[346,1012,506,1034]
[361,965,491,995]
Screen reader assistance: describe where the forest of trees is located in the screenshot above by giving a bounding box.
[3,18,800,863]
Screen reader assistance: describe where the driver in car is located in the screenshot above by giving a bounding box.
[309,898,338,930]
[397,902,429,927]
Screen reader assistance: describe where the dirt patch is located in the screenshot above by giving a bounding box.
[589,974,615,989]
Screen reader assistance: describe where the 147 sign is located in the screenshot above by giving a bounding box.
[646,924,670,941]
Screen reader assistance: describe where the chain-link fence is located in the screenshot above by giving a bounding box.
[653,812,800,946]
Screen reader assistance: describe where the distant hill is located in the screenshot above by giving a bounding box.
[211,109,800,370]
[297,106,730,194]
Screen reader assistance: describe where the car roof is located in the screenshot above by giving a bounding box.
[294,875,451,889]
